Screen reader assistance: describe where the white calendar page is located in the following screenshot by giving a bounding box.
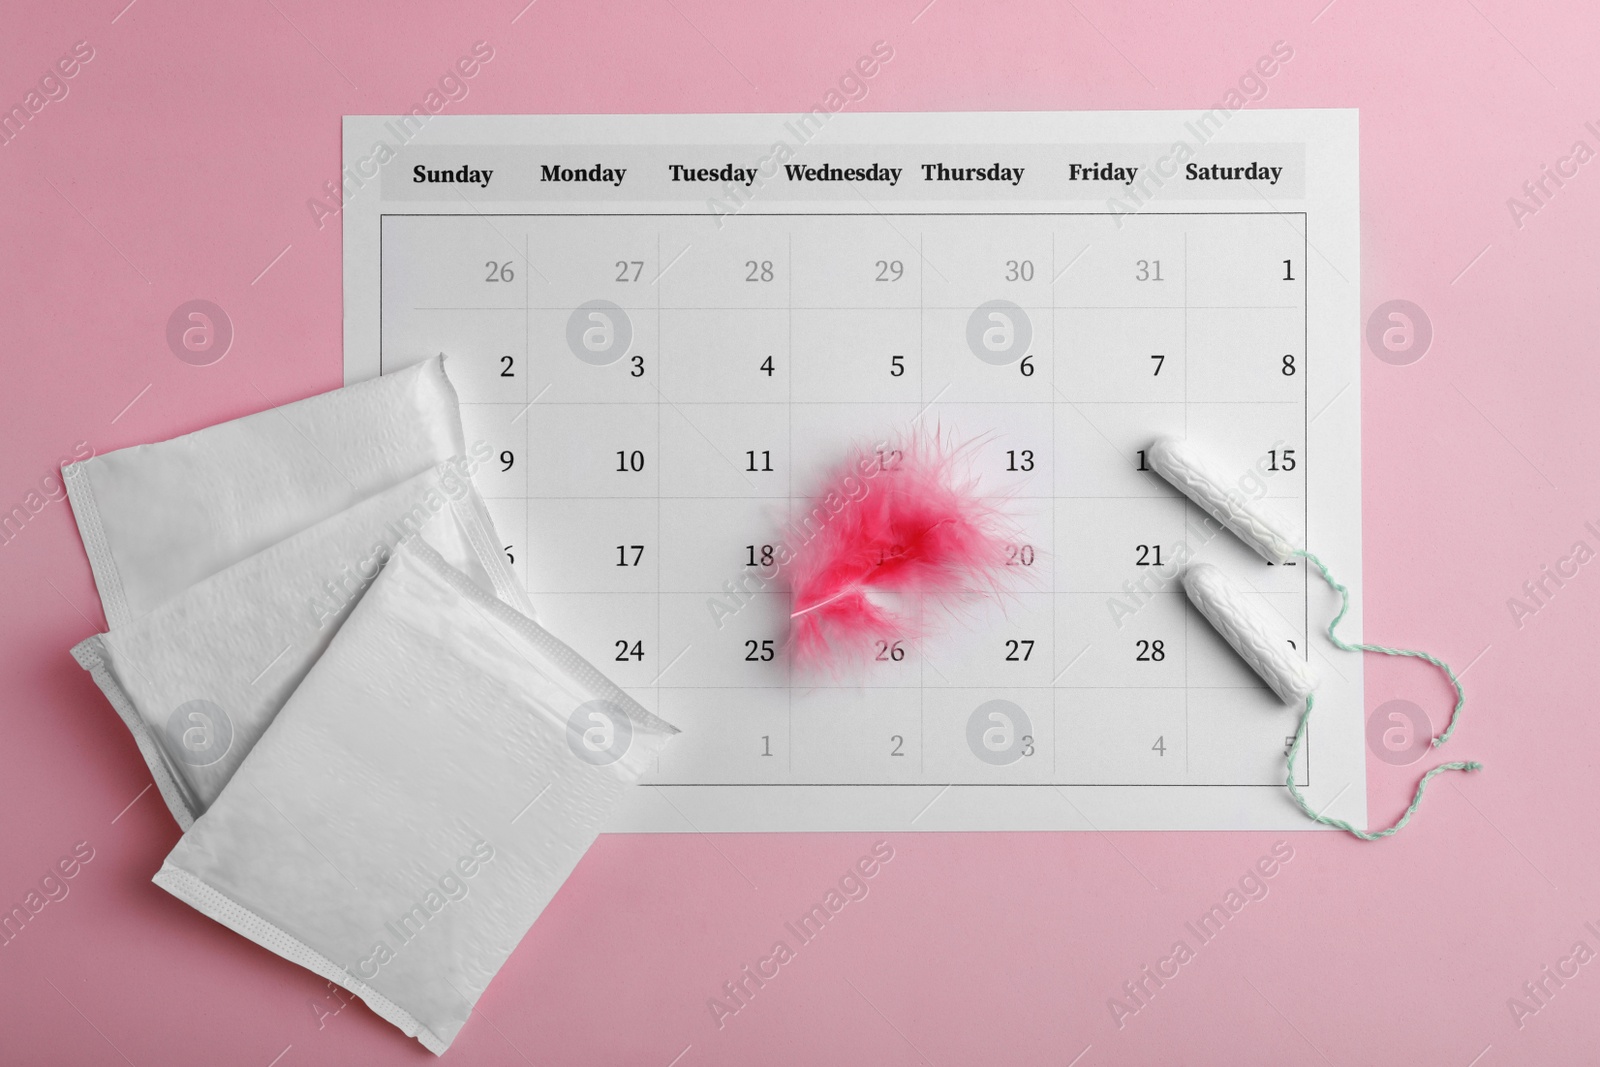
[343,111,1362,832]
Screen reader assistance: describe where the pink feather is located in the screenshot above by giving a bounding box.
[786,427,1018,672]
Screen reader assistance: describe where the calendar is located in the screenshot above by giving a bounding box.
[343,111,1363,832]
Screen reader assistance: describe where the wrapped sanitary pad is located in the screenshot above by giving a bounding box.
[64,357,464,628]
[153,541,676,1054]
[71,458,529,828]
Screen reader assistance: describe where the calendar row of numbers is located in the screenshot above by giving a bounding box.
[464,401,1307,504]
[384,212,1308,313]
[485,500,1307,596]
[503,590,1309,691]
[626,685,1310,787]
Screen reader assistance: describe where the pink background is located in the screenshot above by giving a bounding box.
[2,0,1595,1062]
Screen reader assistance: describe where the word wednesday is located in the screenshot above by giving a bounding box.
[784,162,902,185]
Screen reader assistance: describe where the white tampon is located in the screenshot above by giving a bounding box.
[1146,436,1302,564]
[1183,563,1318,705]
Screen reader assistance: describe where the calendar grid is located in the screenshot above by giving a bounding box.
[381,210,1316,792]
[344,111,1364,831]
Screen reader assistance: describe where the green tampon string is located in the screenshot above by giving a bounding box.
[1284,550,1482,841]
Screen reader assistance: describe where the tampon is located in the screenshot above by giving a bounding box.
[1183,563,1318,705]
[1146,436,1302,564]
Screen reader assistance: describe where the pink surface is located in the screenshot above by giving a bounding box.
[2,0,1594,1062]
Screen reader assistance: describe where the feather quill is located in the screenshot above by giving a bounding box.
[786,427,1018,672]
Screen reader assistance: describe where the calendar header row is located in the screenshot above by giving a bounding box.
[377,142,1305,205]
